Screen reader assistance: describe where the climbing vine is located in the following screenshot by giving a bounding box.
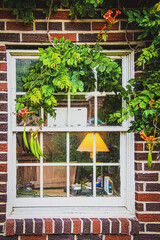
[109,2,160,167]
[2,0,117,24]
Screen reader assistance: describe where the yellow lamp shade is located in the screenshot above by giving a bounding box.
[77,133,109,153]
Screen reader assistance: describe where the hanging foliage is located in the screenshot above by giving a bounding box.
[109,2,160,167]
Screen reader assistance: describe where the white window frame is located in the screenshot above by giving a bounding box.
[7,50,135,218]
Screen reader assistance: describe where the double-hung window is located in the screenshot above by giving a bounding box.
[7,50,134,217]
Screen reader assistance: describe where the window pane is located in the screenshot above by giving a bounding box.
[70,94,95,127]
[70,166,93,197]
[96,132,120,163]
[96,166,120,197]
[70,132,93,163]
[46,95,68,127]
[43,133,66,163]
[16,133,40,163]
[16,59,38,92]
[17,166,40,197]
[98,95,122,126]
[43,166,67,197]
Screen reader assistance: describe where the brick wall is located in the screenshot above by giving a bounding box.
[0,1,160,239]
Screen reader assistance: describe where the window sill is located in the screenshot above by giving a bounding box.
[9,206,135,219]
[5,214,139,236]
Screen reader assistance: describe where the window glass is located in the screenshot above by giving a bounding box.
[17,166,40,197]
[96,166,120,197]
[43,133,66,163]
[12,54,130,207]
[16,133,40,163]
[43,166,67,197]
[16,59,38,92]
[70,166,93,197]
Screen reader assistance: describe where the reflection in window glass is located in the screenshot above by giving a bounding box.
[46,95,68,127]
[96,166,120,197]
[16,133,40,163]
[97,58,122,92]
[96,132,120,163]
[70,166,93,197]
[16,59,38,92]
[17,166,40,197]
[70,132,93,163]
[43,166,67,197]
[98,95,122,126]
[43,133,66,163]
[71,95,95,127]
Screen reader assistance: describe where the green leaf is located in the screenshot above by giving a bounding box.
[99,64,106,73]
[53,38,58,44]
[59,37,65,43]
[139,102,146,109]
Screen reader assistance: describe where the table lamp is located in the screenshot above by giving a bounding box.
[77,133,109,158]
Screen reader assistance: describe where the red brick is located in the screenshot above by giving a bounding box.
[0,83,7,91]
[136,193,160,202]
[0,73,7,81]
[0,123,8,131]
[92,22,119,30]
[135,152,157,161]
[107,33,132,42]
[135,163,142,171]
[77,235,101,240]
[133,234,160,240]
[135,183,143,191]
[91,218,101,234]
[0,10,16,19]
[22,34,48,43]
[0,164,7,172]
[146,203,160,211]
[0,214,6,222]
[0,204,6,212]
[44,218,53,234]
[135,143,143,151]
[144,163,160,171]
[146,183,160,191]
[6,219,14,235]
[50,11,70,20]
[0,144,7,152]
[135,173,158,181]
[0,93,7,101]
[0,63,6,71]
[79,33,97,42]
[0,184,7,193]
[120,218,129,235]
[135,202,144,211]
[0,33,20,42]
[0,116,7,127]
[21,237,46,240]
[0,22,4,30]
[0,194,7,203]
[50,33,76,42]
[65,22,91,31]
[105,235,131,240]
[72,218,81,234]
[0,46,6,51]
[0,174,7,182]
[146,223,160,232]
[6,22,33,31]
[137,213,160,222]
